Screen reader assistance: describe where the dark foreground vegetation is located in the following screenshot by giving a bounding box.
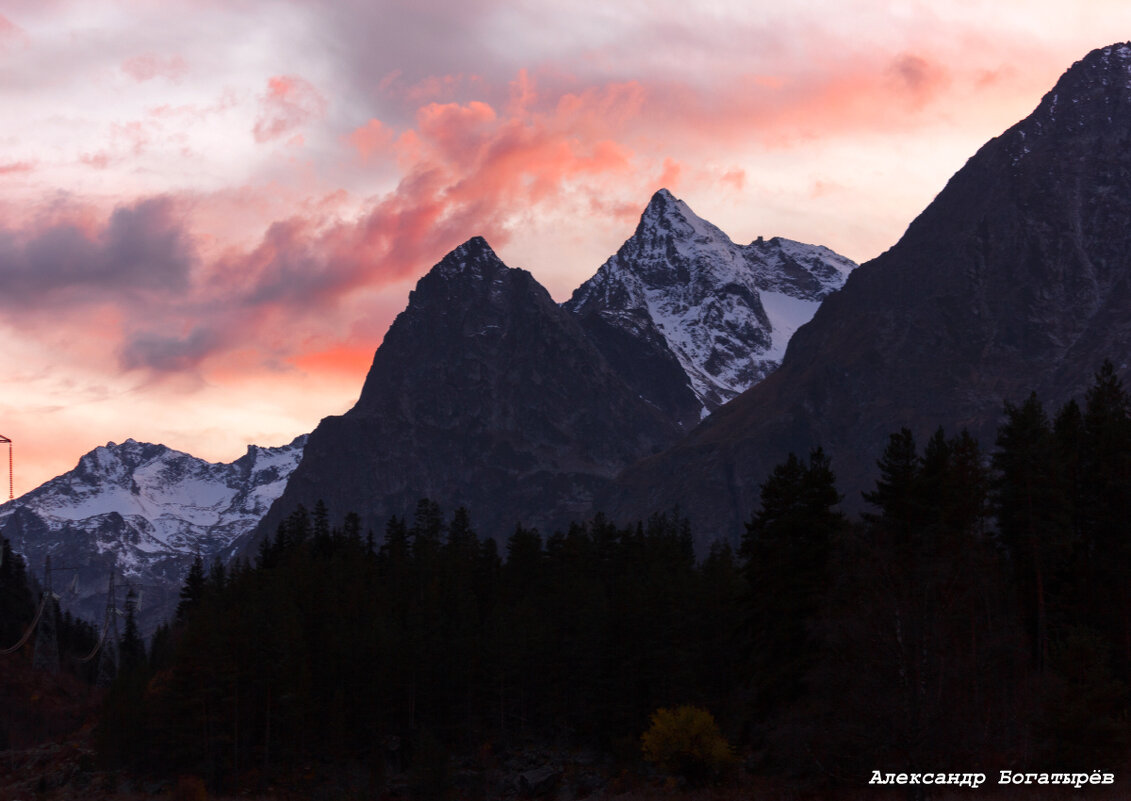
[6,361,1131,799]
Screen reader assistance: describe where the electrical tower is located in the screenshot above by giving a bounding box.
[0,434,11,500]
[33,555,59,674]
[96,573,121,686]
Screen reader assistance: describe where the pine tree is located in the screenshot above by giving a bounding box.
[993,392,1070,673]
[175,554,207,626]
[120,586,146,674]
[862,427,923,540]
[1078,361,1131,673]
[0,536,34,647]
[741,447,844,724]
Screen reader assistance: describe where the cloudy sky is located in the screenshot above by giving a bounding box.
[2,0,1129,492]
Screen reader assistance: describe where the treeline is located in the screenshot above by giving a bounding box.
[98,502,745,789]
[98,360,1131,791]
[757,361,1131,778]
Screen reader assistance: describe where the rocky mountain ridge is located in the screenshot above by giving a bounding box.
[249,236,682,550]
[565,188,855,425]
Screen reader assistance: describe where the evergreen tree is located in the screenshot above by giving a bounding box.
[312,499,332,554]
[862,427,923,540]
[741,448,844,725]
[994,393,1070,672]
[120,586,146,674]
[342,511,362,544]
[1077,361,1131,674]
[175,554,207,625]
[0,536,35,647]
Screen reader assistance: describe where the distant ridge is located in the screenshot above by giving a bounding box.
[0,435,306,633]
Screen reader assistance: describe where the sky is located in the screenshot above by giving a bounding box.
[2,0,1130,494]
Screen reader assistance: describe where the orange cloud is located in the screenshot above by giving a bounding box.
[288,344,374,378]
[348,118,395,161]
[721,168,745,191]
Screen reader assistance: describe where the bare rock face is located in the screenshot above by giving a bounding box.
[253,237,680,545]
[608,43,1131,549]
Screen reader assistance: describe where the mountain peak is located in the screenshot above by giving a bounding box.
[644,187,678,211]
[1,436,307,634]
[566,190,856,417]
[431,236,507,280]
[1013,41,1131,148]
[1084,41,1131,70]
[642,188,710,234]
[1053,41,1131,95]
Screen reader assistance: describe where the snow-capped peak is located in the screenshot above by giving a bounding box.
[639,188,733,245]
[566,190,857,414]
[0,434,307,633]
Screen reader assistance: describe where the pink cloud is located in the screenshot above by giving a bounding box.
[79,151,112,169]
[0,13,26,48]
[0,45,1058,389]
[0,160,35,175]
[121,53,189,83]
[110,120,151,155]
[253,75,328,143]
[720,168,746,191]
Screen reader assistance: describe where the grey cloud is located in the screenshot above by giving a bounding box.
[0,196,196,307]
[118,325,222,373]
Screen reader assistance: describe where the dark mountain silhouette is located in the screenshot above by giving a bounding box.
[249,237,680,546]
[608,42,1131,549]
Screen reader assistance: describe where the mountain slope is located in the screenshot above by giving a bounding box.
[608,42,1131,548]
[0,436,306,633]
[249,237,680,549]
[565,188,855,425]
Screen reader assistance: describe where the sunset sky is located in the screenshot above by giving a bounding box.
[2,1,1130,493]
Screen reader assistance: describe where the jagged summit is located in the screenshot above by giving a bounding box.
[999,42,1131,169]
[636,188,732,245]
[429,236,508,279]
[565,189,856,416]
[1047,41,1131,106]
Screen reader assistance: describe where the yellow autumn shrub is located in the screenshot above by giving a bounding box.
[641,704,734,785]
